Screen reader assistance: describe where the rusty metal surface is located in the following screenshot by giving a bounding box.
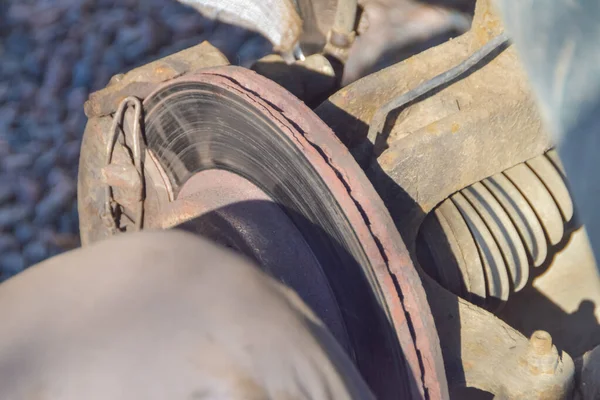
[73,3,591,398]
[316,0,552,244]
[314,0,577,395]
[318,0,512,145]
[318,0,502,147]
[368,94,551,244]
[78,41,228,245]
[362,31,509,164]
[77,5,574,396]
[425,276,575,398]
[137,67,448,399]
[78,115,113,245]
[83,41,228,118]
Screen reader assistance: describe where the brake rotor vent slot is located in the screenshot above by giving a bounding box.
[418,149,573,311]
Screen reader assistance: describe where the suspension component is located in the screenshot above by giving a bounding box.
[419,149,573,310]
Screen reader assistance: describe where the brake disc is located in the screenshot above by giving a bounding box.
[79,66,447,398]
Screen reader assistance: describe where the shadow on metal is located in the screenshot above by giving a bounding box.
[171,200,420,399]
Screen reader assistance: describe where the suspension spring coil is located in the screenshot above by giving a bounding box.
[418,149,573,311]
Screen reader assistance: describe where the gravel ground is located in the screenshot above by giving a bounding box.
[0,0,271,280]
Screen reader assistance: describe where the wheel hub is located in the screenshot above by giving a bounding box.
[161,169,350,351]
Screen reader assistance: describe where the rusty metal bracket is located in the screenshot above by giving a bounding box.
[426,276,575,398]
[317,0,552,243]
[84,41,229,118]
[136,67,449,398]
[363,31,510,162]
[79,40,229,246]
[102,96,144,233]
[315,0,570,396]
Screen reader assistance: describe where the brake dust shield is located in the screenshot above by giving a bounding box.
[83,66,447,398]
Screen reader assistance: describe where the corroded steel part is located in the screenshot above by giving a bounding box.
[315,0,576,395]
[78,41,229,246]
[83,41,229,118]
[79,63,449,398]
[317,0,552,243]
[425,276,575,399]
[139,67,448,399]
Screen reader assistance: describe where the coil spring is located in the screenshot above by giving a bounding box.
[418,149,573,311]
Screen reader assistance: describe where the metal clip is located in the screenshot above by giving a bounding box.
[103,96,144,233]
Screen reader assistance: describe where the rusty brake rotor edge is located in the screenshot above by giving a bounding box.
[138,66,448,399]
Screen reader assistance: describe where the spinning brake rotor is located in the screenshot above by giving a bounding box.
[143,67,446,398]
[79,66,447,398]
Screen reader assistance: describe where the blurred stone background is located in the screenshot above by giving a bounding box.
[0,0,272,280]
